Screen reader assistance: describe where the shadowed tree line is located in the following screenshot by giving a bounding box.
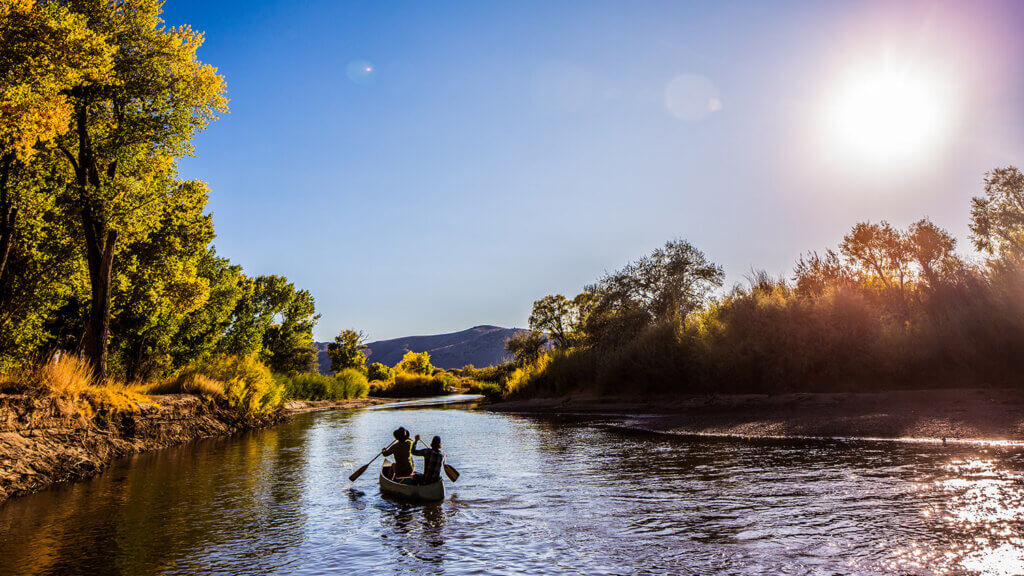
[0,0,320,384]
[504,167,1024,397]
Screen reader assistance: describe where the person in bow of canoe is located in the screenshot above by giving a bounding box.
[382,427,415,478]
[411,434,445,485]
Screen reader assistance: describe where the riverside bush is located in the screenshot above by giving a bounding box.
[467,380,503,400]
[395,351,433,375]
[176,355,284,420]
[280,370,368,401]
[370,372,455,397]
[367,362,393,383]
[511,263,1024,399]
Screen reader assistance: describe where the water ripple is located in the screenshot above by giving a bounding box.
[0,408,1021,575]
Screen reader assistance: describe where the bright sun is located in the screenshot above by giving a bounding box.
[823,60,953,170]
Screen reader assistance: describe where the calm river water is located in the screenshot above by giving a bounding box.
[1,396,1023,575]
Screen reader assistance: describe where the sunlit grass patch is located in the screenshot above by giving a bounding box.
[10,354,148,415]
[175,355,284,420]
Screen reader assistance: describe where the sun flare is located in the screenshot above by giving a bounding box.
[822,59,954,170]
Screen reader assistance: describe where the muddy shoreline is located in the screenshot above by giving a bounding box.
[486,388,1024,443]
[0,394,411,504]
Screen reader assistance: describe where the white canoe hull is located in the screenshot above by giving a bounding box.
[379,468,445,502]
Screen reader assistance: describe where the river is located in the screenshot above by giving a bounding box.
[1,396,1022,575]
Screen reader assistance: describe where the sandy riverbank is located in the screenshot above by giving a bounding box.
[487,388,1024,442]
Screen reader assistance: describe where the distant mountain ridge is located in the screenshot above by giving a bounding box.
[315,325,526,373]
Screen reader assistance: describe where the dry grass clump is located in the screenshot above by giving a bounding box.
[136,373,226,398]
[21,354,145,414]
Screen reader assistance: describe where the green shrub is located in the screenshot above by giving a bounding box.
[280,370,368,400]
[395,351,433,375]
[369,372,454,397]
[367,362,393,382]
[460,363,515,384]
[177,355,284,420]
[334,368,370,399]
[368,380,389,396]
[467,380,503,400]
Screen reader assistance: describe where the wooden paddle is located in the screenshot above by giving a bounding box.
[349,440,396,482]
[415,438,459,482]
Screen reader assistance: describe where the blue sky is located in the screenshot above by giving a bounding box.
[162,0,1024,341]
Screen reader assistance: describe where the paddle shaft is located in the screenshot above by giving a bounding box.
[349,440,396,482]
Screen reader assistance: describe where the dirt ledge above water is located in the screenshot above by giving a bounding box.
[486,388,1024,443]
[0,394,406,505]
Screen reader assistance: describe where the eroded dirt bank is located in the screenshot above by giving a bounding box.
[487,389,1024,442]
[0,394,281,504]
[0,393,452,505]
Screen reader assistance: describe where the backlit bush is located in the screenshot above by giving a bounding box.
[176,355,283,420]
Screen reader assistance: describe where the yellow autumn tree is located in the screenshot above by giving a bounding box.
[0,0,112,284]
[52,0,228,378]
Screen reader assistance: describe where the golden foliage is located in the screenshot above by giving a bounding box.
[24,354,144,414]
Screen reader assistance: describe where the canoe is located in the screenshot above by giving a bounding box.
[379,464,445,502]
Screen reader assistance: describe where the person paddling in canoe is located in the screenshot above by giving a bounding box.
[381,427,415,480]
[411,434,445,485]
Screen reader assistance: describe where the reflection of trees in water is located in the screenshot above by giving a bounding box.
[0,421,315,576]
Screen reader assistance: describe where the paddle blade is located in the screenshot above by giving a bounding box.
[443,463,459,482]
[349,463,370,482]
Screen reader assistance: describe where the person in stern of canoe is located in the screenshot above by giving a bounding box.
[382,427,415,479]
[411,434,445,485]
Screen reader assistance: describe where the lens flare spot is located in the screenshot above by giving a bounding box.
[665,74,721,121]
[346,60,375,84]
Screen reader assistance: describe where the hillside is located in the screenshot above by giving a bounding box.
[316,325,525,373]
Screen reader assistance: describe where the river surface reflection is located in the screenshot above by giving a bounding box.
[1,400,1022,575]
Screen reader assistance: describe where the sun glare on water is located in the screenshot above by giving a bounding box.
[822,58,955,171]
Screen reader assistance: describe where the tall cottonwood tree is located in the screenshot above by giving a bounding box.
[55,0,226,377]
[0,0,111,286]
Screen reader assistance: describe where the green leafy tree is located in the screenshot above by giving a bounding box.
[220,275,293,356]
[262,288,320,375]
[395,351,433,375]
[907,218,961,287]
[529,291,595,348]
[54,0,227,378]
[110,180,215,380]
[0,0,112,286]
[970,166,1024,263]
[588,239,723,336]
[327,329,367,374]
[367,362,392,382]
[840,221,912,291]
[0,152,86,369]
[505,331,548,367]
[169,249,246,369]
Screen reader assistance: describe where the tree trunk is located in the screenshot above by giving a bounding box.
[80,222,117,380]
[72,101,118,381]
[0,153,16,290]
